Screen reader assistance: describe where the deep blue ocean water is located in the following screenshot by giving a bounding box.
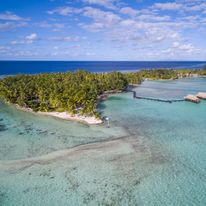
[0,61,206,75]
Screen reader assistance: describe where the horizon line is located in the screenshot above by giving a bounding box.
[1,60,206,62]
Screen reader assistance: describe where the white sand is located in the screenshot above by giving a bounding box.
[38,111,103,125]
[15,105,102,125]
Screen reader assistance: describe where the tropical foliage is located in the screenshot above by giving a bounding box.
[0,70,128,116]
[0,68,205,116]
[138,69,178,80]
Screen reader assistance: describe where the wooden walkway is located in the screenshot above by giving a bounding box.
[127,90,185,103]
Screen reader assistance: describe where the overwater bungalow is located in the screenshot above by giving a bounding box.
[196,92,206,100]
[184,94,200,103]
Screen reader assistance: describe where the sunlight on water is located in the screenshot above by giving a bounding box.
[0,78,206,205]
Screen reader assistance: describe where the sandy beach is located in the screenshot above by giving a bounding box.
[38,111,103,125]
[15,105,103,125]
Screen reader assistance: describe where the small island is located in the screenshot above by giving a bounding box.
[0,68,205,124]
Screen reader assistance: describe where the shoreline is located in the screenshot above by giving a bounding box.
[3,74,206,125]
[15,105,103,125]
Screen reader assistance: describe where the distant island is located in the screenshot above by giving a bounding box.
[0,68,205,124]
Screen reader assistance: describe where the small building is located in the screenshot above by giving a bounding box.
[196,92,206,100]
[184,94,200,103]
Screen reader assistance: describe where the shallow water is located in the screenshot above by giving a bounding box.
[0,78,206,205]
[0,102,127,160]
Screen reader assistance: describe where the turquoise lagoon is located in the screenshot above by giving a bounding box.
[0,78,206,206]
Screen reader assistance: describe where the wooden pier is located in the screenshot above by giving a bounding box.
[127,90,185,103]
[126,89,206,104]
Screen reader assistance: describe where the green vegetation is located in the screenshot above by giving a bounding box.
[122,67,206,84]
[176,68,206,77]
[123,72,142,84]
[138,69,178,80]
[0,70,128,116]
[0,68,205,117]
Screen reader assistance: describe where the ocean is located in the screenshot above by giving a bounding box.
[0,63,206,205]
[0,61,206,75]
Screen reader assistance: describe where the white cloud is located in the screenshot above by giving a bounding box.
[80,22,105,31]
[82,0,118,9]
[173,41,199,53]
[120,19,136,27]
[11,33,38,45]
[0,11,29,32]
[13,50,39,57]
[85,51,95,56]
[162,41,200,56]
[0,22,16,32]
[35,21,65,31]
[153,2,182,10]
[49,36,82,42]
[63,1,204,59]
[48,6,81,16]
[83,7,121,27]
[0,46,11,53]
[25,33,38,43]
[153,1,206,13]
[2,0,206,60]
[0,22,27,32]
[173,42,180,47]
[0,11,29,21]
[184,2,206,12]
[77,6,185,50]
[119,7,138,16]
[137,14,171,22]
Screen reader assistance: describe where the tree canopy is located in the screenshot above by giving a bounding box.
[0,70,128,116]
[0,69,205,117]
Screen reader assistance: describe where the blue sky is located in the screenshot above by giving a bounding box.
[0,0,206,60]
